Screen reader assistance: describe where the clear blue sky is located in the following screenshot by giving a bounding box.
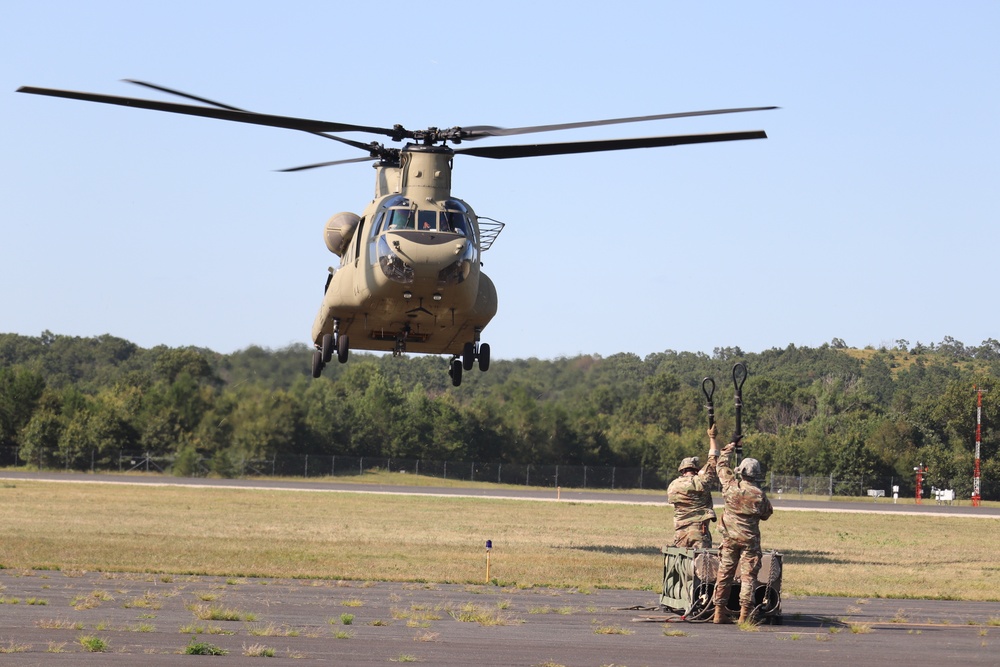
[3,1,998,360]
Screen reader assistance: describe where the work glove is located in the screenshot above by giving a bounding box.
[707,424,718,439]
[721,443,735,457]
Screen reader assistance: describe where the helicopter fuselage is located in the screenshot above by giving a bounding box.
[311,145,497,356]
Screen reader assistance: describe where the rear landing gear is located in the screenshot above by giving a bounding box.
[312,319,349,378]
[451,329,490,386]
[449,357,463,386]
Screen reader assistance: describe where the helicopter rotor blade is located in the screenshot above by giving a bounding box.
[278,156,381,172]
[122,79,379,154]
[124,79,245,111]
[16,85,404,140]
[454,130,767,159]
[459,106,777,141]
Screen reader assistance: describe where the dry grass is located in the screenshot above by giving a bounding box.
[0,480,997,600]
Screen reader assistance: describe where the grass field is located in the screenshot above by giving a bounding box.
[1,477,997,601]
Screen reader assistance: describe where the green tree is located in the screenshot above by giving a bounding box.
[0,367,46,448]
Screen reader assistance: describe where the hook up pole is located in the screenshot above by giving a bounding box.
[732,363,748,457]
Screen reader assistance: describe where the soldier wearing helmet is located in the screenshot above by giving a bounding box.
[665,425,721,548]
[712,439,773,625]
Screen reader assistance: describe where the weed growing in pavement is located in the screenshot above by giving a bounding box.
[184,639,228,655]
[0,641,31,653]
[243,643,276,657]
[247,622,299,637]
[449,603,521,626]
[77,635,109,652]
[188,603,257,621]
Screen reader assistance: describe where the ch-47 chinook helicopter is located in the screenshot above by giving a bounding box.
[17,81,774,385]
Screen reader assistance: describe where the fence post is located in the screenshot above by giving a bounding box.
[444,461,447,479]
[640,466,643,490]
[612,467,616,490]
[555,465,559,488]
[360,457,363,476]
[526,465,530,487]
[471,461,474,481]
[498,464,501,484]
[583,466,587,489]
[829,473,833,498]
[305,454,309,477]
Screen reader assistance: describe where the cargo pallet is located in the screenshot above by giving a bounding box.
[660,546,783,623]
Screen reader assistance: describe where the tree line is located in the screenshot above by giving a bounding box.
[1,331,997,498]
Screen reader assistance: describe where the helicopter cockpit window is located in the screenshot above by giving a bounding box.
[386,208,414,230]
[417,210,437,231]
[443,200,473,241]
[371,210,385,237]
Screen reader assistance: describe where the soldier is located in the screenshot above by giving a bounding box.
[666,425,721,548]
[712,440,773,624]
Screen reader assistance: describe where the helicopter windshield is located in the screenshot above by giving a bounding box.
[417,210,437,231]
[386,208,414,230]
[374,196,474,236]
[443,200,473,240]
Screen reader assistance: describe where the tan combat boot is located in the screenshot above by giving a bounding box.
[713,605,732,624]
[738,605,752,624]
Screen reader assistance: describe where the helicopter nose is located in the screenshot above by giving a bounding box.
[378,232,476,284]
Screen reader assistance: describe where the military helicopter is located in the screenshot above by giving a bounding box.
[16,81,774,385]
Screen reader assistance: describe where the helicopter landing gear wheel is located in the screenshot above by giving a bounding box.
[462,342,475,371]
[311,348,324,379]
[449,357,463,387]
[478,343,491,372]
[321,333,334,364]
[337,334,350,364]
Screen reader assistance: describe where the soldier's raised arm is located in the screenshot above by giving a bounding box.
[717,441,736,489]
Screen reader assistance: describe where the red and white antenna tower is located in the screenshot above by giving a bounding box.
[972,386,986,507]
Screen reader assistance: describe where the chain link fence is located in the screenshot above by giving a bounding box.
[0,447,669,491]
[1,446,992,500]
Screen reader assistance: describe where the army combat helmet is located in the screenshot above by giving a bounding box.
[678,456,700,473]
[735,457,762,481]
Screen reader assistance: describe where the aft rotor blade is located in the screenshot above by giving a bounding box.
[454,130,767,159]
[17,86,401,138]
[460,106,777,140]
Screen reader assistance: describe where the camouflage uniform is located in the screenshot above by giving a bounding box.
[666,431,720,548]
[712,446,773,616]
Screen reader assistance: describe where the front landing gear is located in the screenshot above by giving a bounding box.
[312,319,349,378]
